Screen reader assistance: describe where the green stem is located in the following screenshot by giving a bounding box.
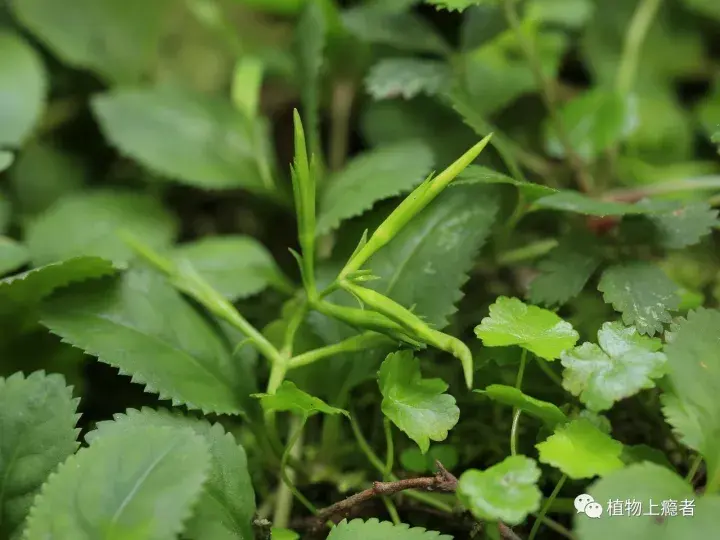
[530,513,575,540]
[274,416,316,527]
[289,332,391,369]
[616,0,663,95]
[382,497,402,525]
[529,474,567,540]
[384,417,394,479]
[497,238,559,266]
[510,350,528,456]
[686,454,703,484]
[536,358,564,388]
[328,80,355,172]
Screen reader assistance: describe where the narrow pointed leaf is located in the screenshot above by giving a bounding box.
[253,381,348,418]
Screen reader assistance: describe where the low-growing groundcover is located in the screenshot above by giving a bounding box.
[1,0,720,539]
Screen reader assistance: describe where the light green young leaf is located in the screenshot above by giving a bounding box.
[173,235,281,301]
[272,528,300,540]
[253,381,349,418]
[0,372,79,539]
[536,418,624,479]
[425,0,485,11]
[317,140,434,235]
[367,183,499,329]
[477,385,568,428]
[232,56,264,119]
[576,463,720,540]
[527,0,595,27]
[598,262,680,336]
[9,142,85,216]
[0,256,117,308]
[93,87,273,191]
[560,322,667,411]
[86,408,255,540]
[545,89,637,160]
[11,0,170,83]
[40,267,251,415]
[457,456,542,525]
[0,237,29,277]
[25,424,210,540]
[378,351,460,453]
[327,518,452,540]
[365,58,451,100]
[475,296,579,360]
[527,235,601,307]
[457,165,557,202]
[0,151,13,172]
[26,190,177,266]
[0,32,46,146]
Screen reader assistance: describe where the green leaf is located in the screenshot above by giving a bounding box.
[327,518,452,540]
[536,418,624,479]
[25,424,210,540]
[272,529,300,540]
[477,385,568,428]
[86,408,255,540]
[576,462,720,539]
[643,201,719,249]
[378,351,459,453]
[93,87,273,191]
[365,58,451,100]
[173,236,281,301]
[527,235,601,307]
[40,267,251,415]
[527,0,595,27]
[366,182,499,328]
[231,56,264,119]
[457,456,542,525]
[341,5,449,55]
[545,89,637,160]
[400,445,459,474]
[474,296,579,360]
[0,237,29,277]
[660,392,703,452]
[425,0,485,12]
[0,256,117,308]
[560,321,667,411]
[682,0,720,21]
[9,142,85,216]
[532,191,652,216]
[0,32,46,146]
[11,0,170,83]
[317,141,434,235]
[0,372,79,539]
[253,380,349,418]
[26,189,178,266]
[598,262,680,336]
[457,165,557,202]
[0,152,14,172]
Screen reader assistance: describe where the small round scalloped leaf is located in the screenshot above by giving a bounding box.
[560,321,667,411]
[425,0,490,12]
[24,424,211,540]
[474,296,579,360]
[327,518,453,539]
[252,380,349,418]
[457,456,542,525]
[536,418,624,479]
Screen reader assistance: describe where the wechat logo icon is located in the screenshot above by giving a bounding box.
[575,494,603,519]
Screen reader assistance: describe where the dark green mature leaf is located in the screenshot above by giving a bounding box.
[477,385,568,428]
[253,381,349,418]
[475,297,579,360]
[425,0,484,11]
[0,372,79,539]
[379,351,459,453]
[41,268,251,415]
[457,166,557,202]
[545,89,637,160]
[93,87,273,191]
[682,0,720,21]
[660,392,703,452]
[327,518,452,540]
[26,190,177,266]
[598,263,680,336]
[561,322,666,411]
[536,418,624,479]
[0,32,46,146]
[25,424,210,540]
[365,58,451,100]
[317,141,434,234]
[366,183,499,328]
[341,5,449,54]
[532,191,651,216]
[643,201,719,249]
[664,309,720,486]
[457,456,542,525]
[0,256,117,308]
[86,408,255,540]
[527,236,601,307]
[11,0,170,83]
[174,235,281,301]
[577,463,720,539]
[0,237,29,277]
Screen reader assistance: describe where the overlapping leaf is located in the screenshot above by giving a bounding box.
[327,518,452,540]
[253,381,348,418]
[477,385,568,428]
[643,200,719,249]
[475,297,579,360]
[378,351,459,453]
[0,372,79,539]
[560,322,667,411]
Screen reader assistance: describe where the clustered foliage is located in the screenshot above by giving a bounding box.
[1,0,720,539]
